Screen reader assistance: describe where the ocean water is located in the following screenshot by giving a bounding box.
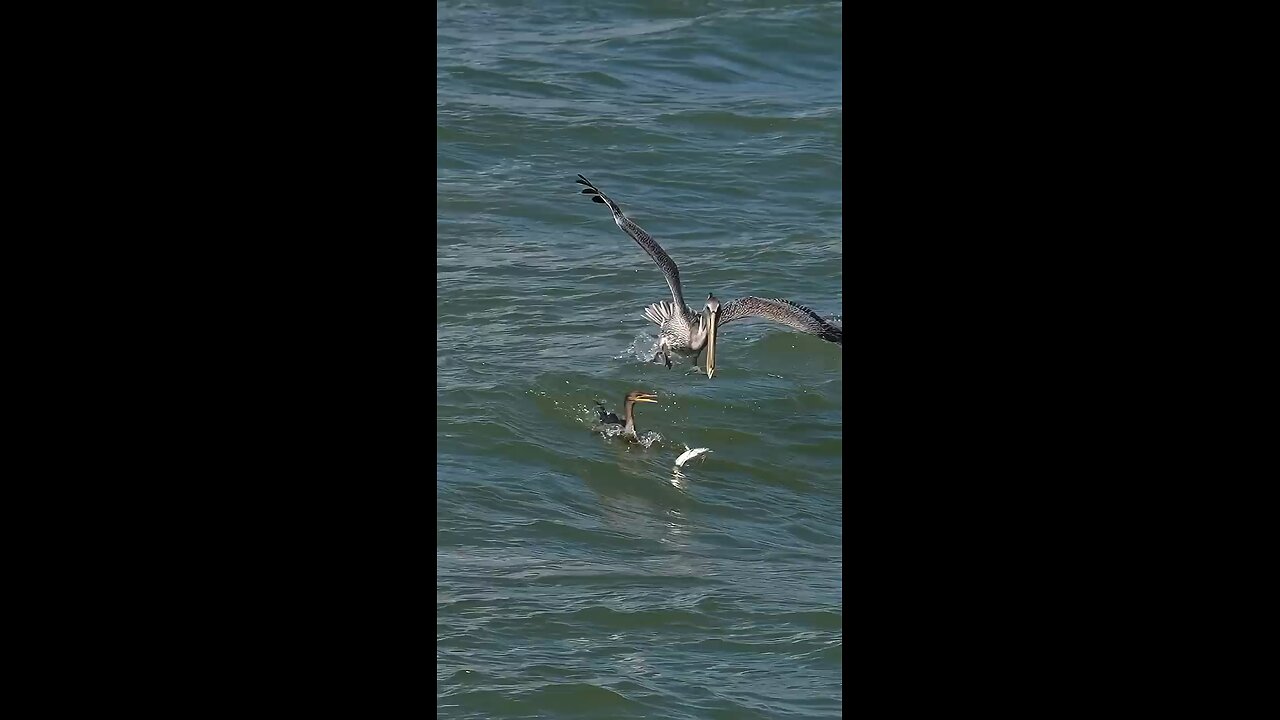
[437,1,842,717]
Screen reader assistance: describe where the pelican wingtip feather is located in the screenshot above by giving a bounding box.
[577,174,611,205]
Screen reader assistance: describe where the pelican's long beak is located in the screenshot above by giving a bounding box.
[635,393,658,403]
[705,309,718,378]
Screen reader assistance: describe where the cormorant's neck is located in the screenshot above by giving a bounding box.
[623,399,636,434]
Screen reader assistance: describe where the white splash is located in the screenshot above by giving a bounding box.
[637,431,662,448]
[614,332,660,362]
[592,423,663,448]
[593,423,627,439]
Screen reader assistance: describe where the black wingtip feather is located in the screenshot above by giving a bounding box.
[577,174,592,185]
[592,196,605,203]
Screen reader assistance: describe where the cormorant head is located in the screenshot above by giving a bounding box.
[625,390,658,404]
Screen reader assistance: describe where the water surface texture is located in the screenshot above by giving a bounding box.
[438,1,842,717]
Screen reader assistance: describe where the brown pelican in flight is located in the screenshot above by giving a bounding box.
[577,174,841,378]
[594,390,659,441]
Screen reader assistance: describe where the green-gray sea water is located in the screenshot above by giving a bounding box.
[438,2,842,717]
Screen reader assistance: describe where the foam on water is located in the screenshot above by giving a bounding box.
[590,422,664,449]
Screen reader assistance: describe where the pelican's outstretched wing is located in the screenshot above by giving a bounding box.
[717,296,842,345]
[577,174,687,313]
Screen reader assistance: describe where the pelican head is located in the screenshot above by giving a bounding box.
[704,293,720,378]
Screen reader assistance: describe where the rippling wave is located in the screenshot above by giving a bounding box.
[439,1,841,717]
